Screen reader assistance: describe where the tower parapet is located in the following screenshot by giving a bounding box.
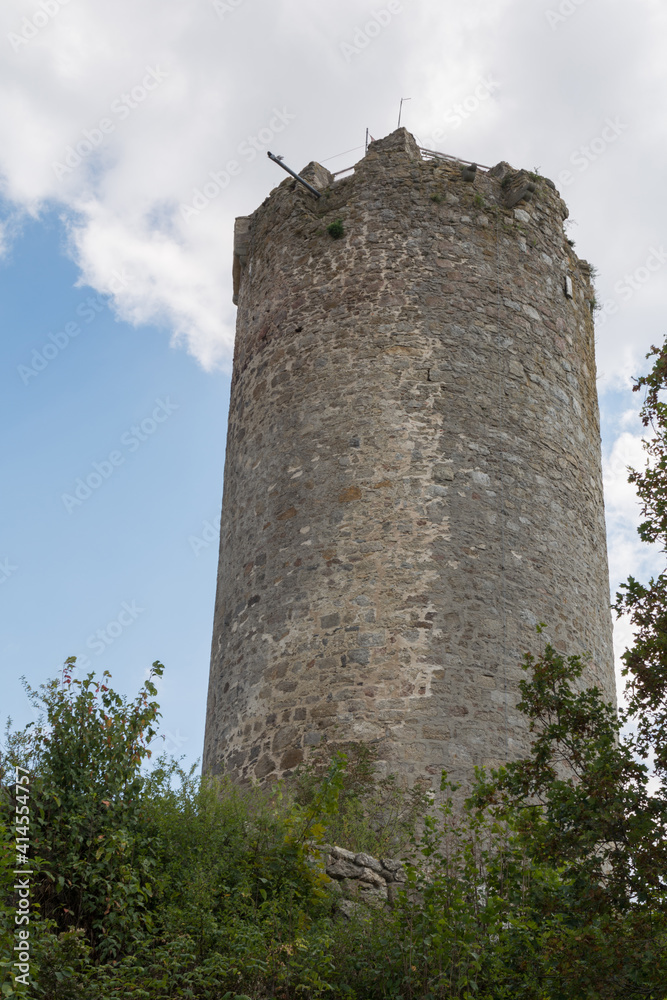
[203,128,615,786]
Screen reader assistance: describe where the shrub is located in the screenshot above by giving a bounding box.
[1,659,164,966]
[1,668,345,997]
[294,741,428,858]
[2,637,667,998]
[326,219,344,239]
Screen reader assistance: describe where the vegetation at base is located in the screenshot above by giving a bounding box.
[3,645,667,999]
[3,341,667,998]
[293,741,429,859]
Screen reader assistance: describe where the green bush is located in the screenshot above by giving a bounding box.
[0,666,346,997]
[2,659,164,963]
[293,741,428,858]
[326,219,344,239]
[2,634,667,997]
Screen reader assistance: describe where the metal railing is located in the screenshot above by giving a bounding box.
[419,147,491,171]
[329,146,492,182]
[331,165,355,179]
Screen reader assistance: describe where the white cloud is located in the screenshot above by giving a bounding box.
[603,429,662,585]
[604,431,645,521]
[0,0,665,379]
[66,198,236,369]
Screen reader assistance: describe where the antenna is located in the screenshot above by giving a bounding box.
[397,97,411,128]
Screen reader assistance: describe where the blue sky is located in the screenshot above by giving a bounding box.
[1,0,666,771]
[1,213,229,766]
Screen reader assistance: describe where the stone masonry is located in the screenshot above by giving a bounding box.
[315,845,407,914]
[203,128,616,788]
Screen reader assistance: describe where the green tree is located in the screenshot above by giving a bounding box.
[1,657,164,964]
[616,341,667,785]
[466,338,667,995]
[1,661,344,998]
[473,641,667,996]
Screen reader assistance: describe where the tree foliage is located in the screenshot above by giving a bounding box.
[616,341,667,783]
[3,645,667,998]
[1,657,165,969]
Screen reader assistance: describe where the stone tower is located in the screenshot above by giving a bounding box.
[203,128,615,787]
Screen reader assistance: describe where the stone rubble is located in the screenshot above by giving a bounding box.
[310,843,408,915]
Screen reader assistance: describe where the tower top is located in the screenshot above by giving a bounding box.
[233,127,573,308]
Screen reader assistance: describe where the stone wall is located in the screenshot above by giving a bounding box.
[203,127,616,789]
[315,845,407,913]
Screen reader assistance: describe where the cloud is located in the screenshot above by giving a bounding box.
[603,428,659,588]
[66,198,236,370]
[0,0,666,377]
[0,217,9,258]
[0,0,325,367]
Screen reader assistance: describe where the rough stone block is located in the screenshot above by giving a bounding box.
[327,859,363,880]
[330,846,358,863]
[336,898,363,920]
[354,852,384,874]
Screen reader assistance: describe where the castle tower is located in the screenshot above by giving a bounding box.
[203,128,615,787]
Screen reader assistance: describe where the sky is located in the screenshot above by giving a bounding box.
[1,0,666,773]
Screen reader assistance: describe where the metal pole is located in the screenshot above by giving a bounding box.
[266,152,321,198]
[398,97,411,128]
[365,127,369,154]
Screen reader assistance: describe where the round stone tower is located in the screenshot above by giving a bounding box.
[203,127,615,787]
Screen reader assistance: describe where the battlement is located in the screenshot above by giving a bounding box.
[232,129,591,363]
